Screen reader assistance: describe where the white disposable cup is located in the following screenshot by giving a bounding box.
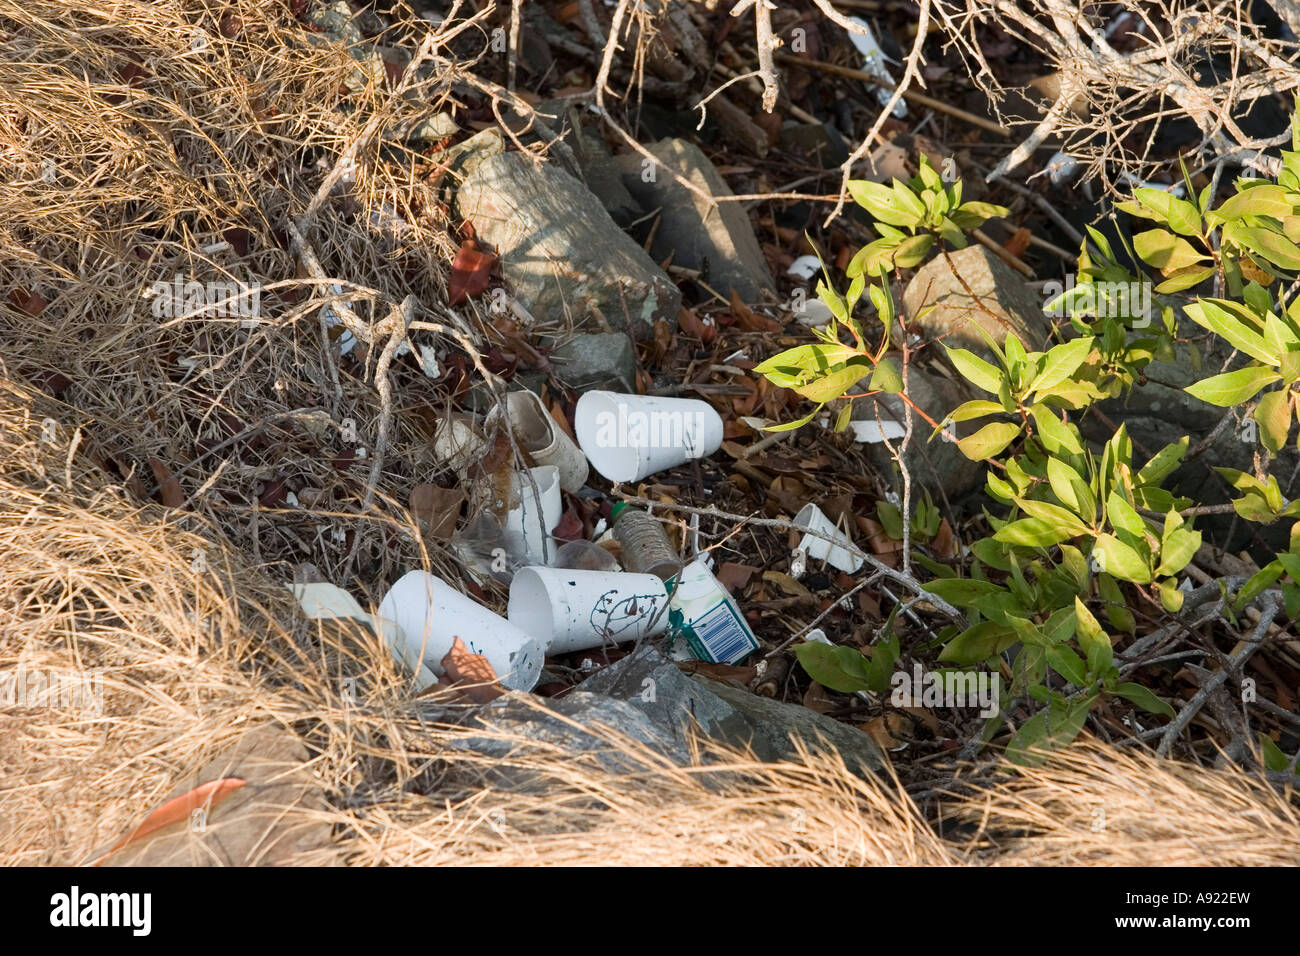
[508,566,670,654]
[378,570,544,691]
[575,391,724,482]
[505,465,562,565]
[488,389,589,493]
[794,503,866,573]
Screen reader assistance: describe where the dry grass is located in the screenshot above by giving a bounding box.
[0,370,1297,866]
[2,0,1299,867]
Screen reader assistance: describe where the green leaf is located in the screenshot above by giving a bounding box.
[892,233,934,268]
[938,621,1017,664]
[1046,645,1088,686]
[1092,533,1152,583]
[1007,692,1096,766]
[944,346,1004,394]
[923,578,1007,606]
[1133,229,1208,272]
[1073,596,1112,675]
[1255,388,1293,452]
[944,400,1005,423]
[1134,187,1202,236]
[1232,225,1300,271]
[793,641,871,693]
[956,421,1021,460]
[1214,183,1294,222]
[869,357,903,394]
[1105,491,1146,537]
[1156,527,1202,577]
[1136,438,1188,486]
[848,180,921,227]
[955,201,1010,222]
[1184,366,1281,406]
[1029,336,1094,393]
[1031,406,1084,455]
[1015,498,1092,538]
[1113,682,1177,718]
[793,362,869,403]
[994,515,1077,548]
[1155,264,1216,294]
[1184,300,1275,365]
[762,406,821,433]
[753,343,862,376]
[1047,456,1087,514]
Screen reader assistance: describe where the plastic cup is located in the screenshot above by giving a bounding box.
[488,389,589,493]
[508,566,670,655]
[505,465,562,565]
[378,570,543,691]
[574,391,724,482]
[794,503,866,573]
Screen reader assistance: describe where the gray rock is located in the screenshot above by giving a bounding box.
[851,364,984,498]
[617,138,775,303]
[903,245,1053,360]
[779,122,849,169]
[572,129,643,226]
[457,151,680,340]
[547,332,637,393]
[578,645,884,778]
[444,690,691,790]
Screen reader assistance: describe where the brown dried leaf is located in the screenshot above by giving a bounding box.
[409,483,466,539]
[149,458,184,508]
[440,636,505,703]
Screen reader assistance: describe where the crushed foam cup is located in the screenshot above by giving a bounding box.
[505,465,562,565]
[794,503,867,574]
[508,566,670,655]
[575,391,724,483]
[488,389,588,493]
[378,570,543,692]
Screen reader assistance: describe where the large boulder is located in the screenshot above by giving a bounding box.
[578,645,884,778]
[618,138,775,303]
[456,151,680,340]
[903,245,1053,358]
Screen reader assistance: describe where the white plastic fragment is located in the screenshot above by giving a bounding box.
[575,391,724,483]
[847,17,908,118]
[787,255,822,280]
[796,298,836,327]
[1045,150,1081,187]
[794,503,867,574]
[846,418,907,443]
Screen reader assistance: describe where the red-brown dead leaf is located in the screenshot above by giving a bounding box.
[716,562,758,594]
[552,503,584,542]
[677,307,716,343]
[861,713,912,750]
[447,239,497,305]
[149,458,184,508]
[729,290,781,333]
[931,517,957,560]
[8,288,47,316]
[98,777,245,862]
[1004,227,1032,259]
[440,636,505,703]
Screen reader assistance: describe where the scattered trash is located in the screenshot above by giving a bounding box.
[1119,170,1187,197]
[794,503,866,573]
[845,418,907,443]
[1045,150,1081,187]
[487,388,588,493]
[551,539,621,572]
[795,297,836,327]
[432,413,487,470]
[611,503,681,580]
[505,464,562,565]
[509,566,670,654]
[574,391,724,482]
[667,558,761,664]
[319,283,357,356]
[786,254,821,280]
[378,570,543,692]
[847,17,908,118]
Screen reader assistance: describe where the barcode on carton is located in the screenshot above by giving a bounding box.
[689,601,757,664]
